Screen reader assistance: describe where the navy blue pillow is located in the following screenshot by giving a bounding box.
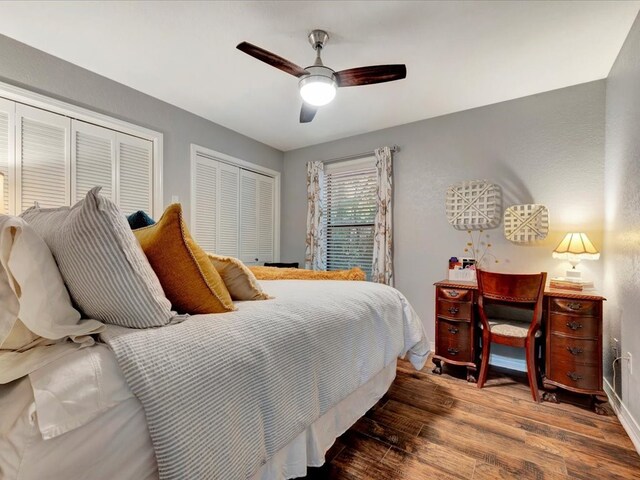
[127,210,156,230]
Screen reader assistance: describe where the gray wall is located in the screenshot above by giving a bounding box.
[283,81,606,346]
[0,34,284,224]
[604,13,640,424]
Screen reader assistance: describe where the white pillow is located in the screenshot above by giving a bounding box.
[0,215,104,383]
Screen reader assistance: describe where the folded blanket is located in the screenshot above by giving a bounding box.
[250,266,365,281]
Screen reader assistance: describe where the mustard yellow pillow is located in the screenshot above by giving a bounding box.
[207,254,271,301]
[133,204,235,314]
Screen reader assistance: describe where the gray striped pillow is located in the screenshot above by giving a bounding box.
[20,187,184,328]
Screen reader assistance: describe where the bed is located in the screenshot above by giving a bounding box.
[0,279,428,480]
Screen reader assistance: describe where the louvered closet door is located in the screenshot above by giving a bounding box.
[192,155,219,252]
[117,133,153,216]
[0,98,14,214]
[239,169,258,263]
[16,104,70,212]
[257,175,274,262]
[72,120,116,203]
[217,162,240,257]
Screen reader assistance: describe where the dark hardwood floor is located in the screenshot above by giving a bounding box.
[300,357,640,479]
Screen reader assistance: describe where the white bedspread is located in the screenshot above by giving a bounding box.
[101,280,428,480]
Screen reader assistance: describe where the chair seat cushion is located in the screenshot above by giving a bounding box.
[481,319,542,338]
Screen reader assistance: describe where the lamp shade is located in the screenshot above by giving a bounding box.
[552,232,600,262]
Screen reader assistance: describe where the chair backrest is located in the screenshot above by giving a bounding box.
[476,269,547,330]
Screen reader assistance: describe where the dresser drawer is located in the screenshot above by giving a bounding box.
[437,319,472,362]
[436,299,471,321]
[437,287,472,302]
[549,313,599,338]
[549,334,598,366]
[550,298,598,316]
[547,361,600,392]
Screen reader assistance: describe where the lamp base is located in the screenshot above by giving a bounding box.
[565,269,582,281]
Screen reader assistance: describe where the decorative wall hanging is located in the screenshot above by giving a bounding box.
[445,180,501,230]
[503,204,549,243]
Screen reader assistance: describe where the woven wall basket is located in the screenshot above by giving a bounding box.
[504,204,549,243]
[445,180,501,230]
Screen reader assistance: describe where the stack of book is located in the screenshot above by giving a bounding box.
[549,277,594,291]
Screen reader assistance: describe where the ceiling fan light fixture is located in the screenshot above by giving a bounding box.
[299,66,337,106]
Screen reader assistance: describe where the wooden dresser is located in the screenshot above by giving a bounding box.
[433,280,607,413]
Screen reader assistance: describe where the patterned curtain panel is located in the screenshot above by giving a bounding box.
[305,161,326,270]
[372,147,394,286]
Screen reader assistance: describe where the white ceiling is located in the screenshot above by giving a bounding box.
[0,1,638,151]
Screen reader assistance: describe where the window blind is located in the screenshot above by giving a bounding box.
[323,160,377,279]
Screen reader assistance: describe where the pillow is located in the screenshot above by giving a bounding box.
[133,204,235,314]
[127,210,155,230]
[0,215,104,383]
[20,187,182,328]
[207,253,271,301]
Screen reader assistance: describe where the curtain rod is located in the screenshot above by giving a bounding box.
[323,145,399,164]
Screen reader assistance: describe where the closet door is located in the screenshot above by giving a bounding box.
[239,169,258,263]
[0,98,14,214]
[257,175,274,263]
[217,162,240,257]
[72,120,116,203]
[192,154,219,252]
[117,133,153,216]
[16,104,70,212]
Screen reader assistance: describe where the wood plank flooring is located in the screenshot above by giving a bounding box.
[299,357,640,479]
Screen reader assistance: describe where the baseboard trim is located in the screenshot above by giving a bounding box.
[603,377,640,454]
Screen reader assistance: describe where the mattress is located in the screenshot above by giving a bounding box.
[0,345,397,480]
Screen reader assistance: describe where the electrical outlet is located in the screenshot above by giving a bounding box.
[627,352,633,375]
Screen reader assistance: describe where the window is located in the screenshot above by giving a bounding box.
[191,146,279,264]
[323,157,377,279]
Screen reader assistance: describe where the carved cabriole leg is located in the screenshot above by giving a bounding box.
[541,388,559,404]
[432,358,442,375]
[466,367,477,383]
[477,330,491,389]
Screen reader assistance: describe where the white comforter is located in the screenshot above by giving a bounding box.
[101,280,428,480]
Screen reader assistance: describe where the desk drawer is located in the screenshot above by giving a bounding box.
[436,299,471,321]
[550,298,598,316]
[549,334,598,366]
[549,313,598,338]
[437,287,472,302]
[437,319,472,362]
[548,361,600,392]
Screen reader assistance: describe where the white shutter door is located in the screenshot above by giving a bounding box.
[72,120,116,203]
[16,104,70,212]
[117,133,152,216]
[217,162,239,257]
[239,169,258,263]
[192,155,219,252]
[257,175,274,262]
[0,98,14,214]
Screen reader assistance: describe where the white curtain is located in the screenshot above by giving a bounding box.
[304,161,326,270]
[372,146,394,286]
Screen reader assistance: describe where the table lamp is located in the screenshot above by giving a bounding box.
[552,232,600,281]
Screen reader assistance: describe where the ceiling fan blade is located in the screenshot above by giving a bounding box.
[300,103,318,123]
[335,64,407,87]
[236,42,308,78]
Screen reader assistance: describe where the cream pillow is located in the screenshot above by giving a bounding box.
[0,215,104,383]
[207,253,271,301]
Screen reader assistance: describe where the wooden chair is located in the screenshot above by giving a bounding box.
[476,269,547,402]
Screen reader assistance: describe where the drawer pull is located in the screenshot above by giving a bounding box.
[566,371,583,382]
[566,346,583,356]
[448,290,459,298]
[448,326,459,334]
[448,306,459,315]
[567,302,582,311]
[566,321,583,331]
[447,347,459,356]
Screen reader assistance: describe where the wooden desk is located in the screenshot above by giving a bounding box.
[433,280,607,413]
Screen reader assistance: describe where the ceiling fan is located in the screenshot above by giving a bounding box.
[237,30,407,123]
